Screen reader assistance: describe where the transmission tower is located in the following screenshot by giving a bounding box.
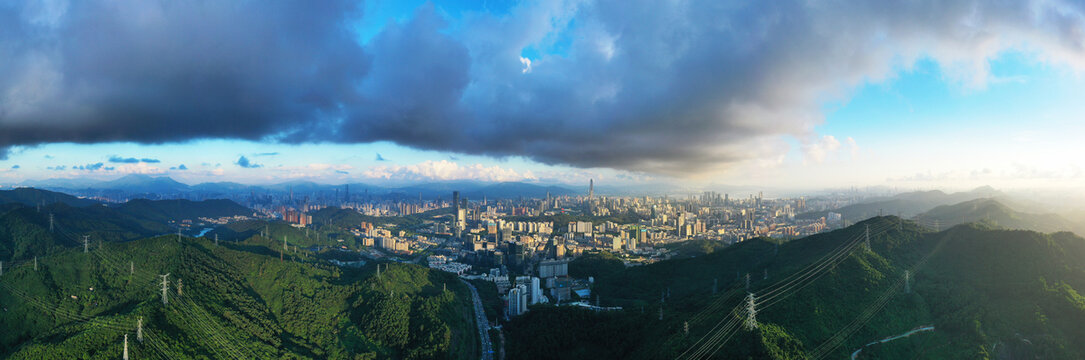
[215,233,219,246]
[904,270,911,294]
[763,268,768,280]
[123,334,129,360]
[159,274,170,305]
[137,317,143,342]
[1,260,4,276]
[83,235,89,253]
[934,219,940,232]
[177,278,183,296]
[49,213,54,232]
[177,228,181,243]
[34,257,37,271]
[684,321,689,336]
[713,278,718,294]
[864,225,871,252]
[745,273,750,291]
[658,305,663,321]
[744,293,758,330]
[130,261,134,275]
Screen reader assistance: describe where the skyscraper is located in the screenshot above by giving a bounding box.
[452,191,462,239]
[588,179,594,200]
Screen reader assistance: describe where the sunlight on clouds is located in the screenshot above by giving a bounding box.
[364,160,537,182]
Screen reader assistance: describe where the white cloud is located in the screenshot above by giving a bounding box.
[845,137,859,158]
[519,56,532,74]
[112,163,166,175]
[364,160,537,182]
[802,135,842,164]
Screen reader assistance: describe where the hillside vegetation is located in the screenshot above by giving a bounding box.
[0,234,478,359]
[507,216,1085,359]
[112,199,253,224]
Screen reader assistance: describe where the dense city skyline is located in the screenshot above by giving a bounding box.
[3,0,1085,191]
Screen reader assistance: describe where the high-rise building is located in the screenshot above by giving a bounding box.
[452,191,461,239]
[531,277,542,304]
[588,179,594,200]
[538,259,569,278]
[507,284,529,316]
[507,286,522,316]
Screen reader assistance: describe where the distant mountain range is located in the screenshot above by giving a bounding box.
[797,186,1005,221]
[18,174,579,200]
[914,198,1083,235]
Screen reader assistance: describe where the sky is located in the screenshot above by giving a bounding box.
[2,0,1085,192]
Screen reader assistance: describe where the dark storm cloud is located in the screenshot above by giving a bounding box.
[236,156,261,169]
[0,0,366,156]
[4,1,1085,175]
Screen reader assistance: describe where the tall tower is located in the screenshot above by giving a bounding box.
[588,179,594,200]
[452,191,462,239]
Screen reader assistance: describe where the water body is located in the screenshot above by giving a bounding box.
[196,228,213,237]
[851,325,935,359]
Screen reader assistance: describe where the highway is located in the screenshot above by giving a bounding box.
[462,279,494,360]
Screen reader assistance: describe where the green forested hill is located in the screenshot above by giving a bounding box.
[0,203,169,261]
[112,199,253,224]
[0,234,478,359]
[507,217,1085,359]
[0,187,99,208]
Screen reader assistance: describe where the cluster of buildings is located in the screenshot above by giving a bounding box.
[427,255,471,275]
[282,208,313,227]
[264,181,870,318]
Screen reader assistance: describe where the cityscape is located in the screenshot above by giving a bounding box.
[4,0,1085,359]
